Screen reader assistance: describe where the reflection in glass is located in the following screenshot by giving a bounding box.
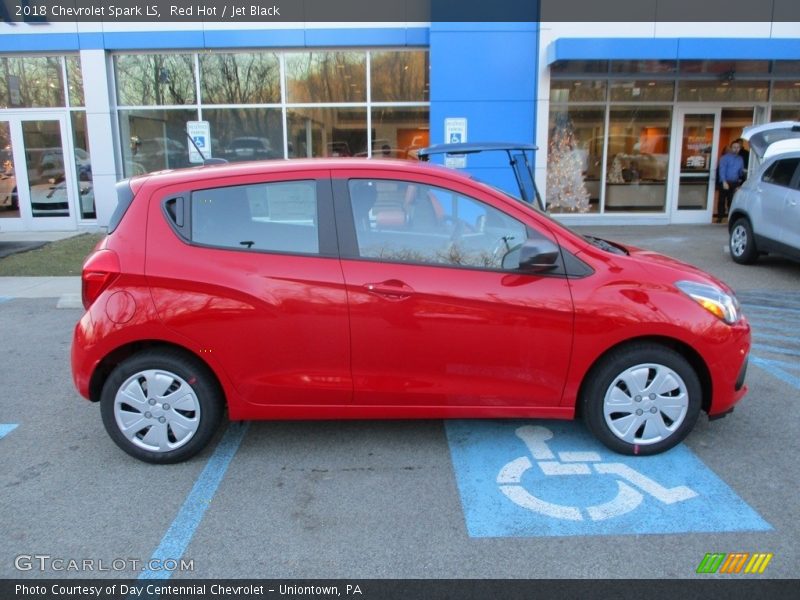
[22,120,70,218]
[677,114,715,210]
[119,109,197,176]
[547,108,605,213]
[551,60,608,74]
[71,112,94,219]
[771,106,800,121]
[0,121,19,218]
[772,81,800,103]
[611,60,676,74]
[549,80,606,103]
[115,54,196,106]
[605,107,672,212]
[287,108,367,158]
[285,52,366,103]
[369,107,429,159]
[677,80,768,102]
[609,80,674,102]
[200,53,280,104]
[0,56,64,108]
[204,108,284,161]
[370,51,429,102]
[679,60,769,75]
[66,55,84,107]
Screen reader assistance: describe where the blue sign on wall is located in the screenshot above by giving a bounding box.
[446,420,771,537]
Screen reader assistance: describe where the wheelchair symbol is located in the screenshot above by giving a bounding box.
[497,426,698,521]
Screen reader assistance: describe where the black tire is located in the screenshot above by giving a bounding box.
[581,344,702,456]
[100,349,223,464]
[729,218,758,265]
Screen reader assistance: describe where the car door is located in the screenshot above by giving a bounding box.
[780,161,800,253]
[145,169,353,409]
[333,170,574,411]
[759,158,799,243]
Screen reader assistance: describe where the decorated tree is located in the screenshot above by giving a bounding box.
[546,113,590,213]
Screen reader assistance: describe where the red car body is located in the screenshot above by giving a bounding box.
[71,159,750,462]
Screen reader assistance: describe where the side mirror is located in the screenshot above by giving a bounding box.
[517,239,560,273]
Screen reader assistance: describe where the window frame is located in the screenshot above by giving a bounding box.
[761,157,800,189]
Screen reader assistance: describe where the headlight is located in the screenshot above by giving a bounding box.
[676,280,741,325]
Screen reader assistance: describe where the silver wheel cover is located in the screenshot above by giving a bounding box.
[114,369,201,453]
[731,224,748,257]
[603,363,689,445]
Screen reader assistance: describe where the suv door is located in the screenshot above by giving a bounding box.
[145,170,353,410]
[333,170,574,411]
[759,158,800,244]
[780,160,800,254]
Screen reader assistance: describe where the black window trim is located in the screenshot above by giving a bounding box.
[762,157,800,189]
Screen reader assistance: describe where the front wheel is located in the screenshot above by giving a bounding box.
[581,344,702,455]
[729,218,758,264]
[100,349,223,463]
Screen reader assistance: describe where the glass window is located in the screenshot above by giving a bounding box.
[348,179,529,270]
[23,120,70,218]
[370,107,429,159]
[71,112,94,219]
[679,60,769,75]
[772,61,800,75]
[605,107,672,213]
[611,60,676,74]
[119,109,197,176]
[549,80,606,103]
[0,121,19,218]
[115,54,196,106]
[191,180,319,254]
[66,55,84,107]
[762,158,800,188]
[677,80,768,102]
[370,50,429,102]
[772,81,800,103]
[204,108,284,161]
[285,52,367,103]
[0,56,64,108]
[199,52,280,104]
[287,107,367,158]
[609,80,674,102]
[771,106,800,121]
[551,60,608,75]
[547,108,605,213]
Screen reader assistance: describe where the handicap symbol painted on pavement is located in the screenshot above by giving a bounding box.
[445,420,771,537]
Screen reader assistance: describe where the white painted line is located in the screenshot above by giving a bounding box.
[56,293,82,309]
[515,425,555,460]
[538,461,591,476]
[594,463,698,504]
[499,484,583,521]
[586,481,643,521]
[496,456,530,485]
[558,451,601,463]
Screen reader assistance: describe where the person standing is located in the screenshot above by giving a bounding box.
[716,141,744,223]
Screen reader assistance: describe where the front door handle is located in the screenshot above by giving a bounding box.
[363,279,414,300]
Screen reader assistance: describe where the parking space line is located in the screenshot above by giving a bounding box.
[0,424,18,439]
[139,422,249,580]
[750,356,800,391]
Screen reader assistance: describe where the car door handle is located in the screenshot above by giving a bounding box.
[363,280,414,300]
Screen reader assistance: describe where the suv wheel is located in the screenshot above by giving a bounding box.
[730,218,758,264]
[582,344,702,455]
[100,350,223,463]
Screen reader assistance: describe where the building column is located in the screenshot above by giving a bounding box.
[80,49,119,228]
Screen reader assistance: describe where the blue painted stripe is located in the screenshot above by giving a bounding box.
[742,303,800,316]
[753,331,799,343]
[203,29,306,48]
[103,30,205,50]
[0,296,13,304]
[751,356,800,390]
[139,423,249,580]
[753,343,800,358]
[0,424,18,439]
[0,33,79,52]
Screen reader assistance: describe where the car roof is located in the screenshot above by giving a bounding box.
[130,158,466,188]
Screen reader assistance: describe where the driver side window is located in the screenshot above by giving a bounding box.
[348,179,528,270]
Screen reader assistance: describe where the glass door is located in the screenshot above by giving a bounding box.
[669,109,720,224]
[2,114,77,231]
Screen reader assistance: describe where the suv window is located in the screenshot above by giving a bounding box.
[348,179,530,270]
[191,180,319,254]
[762,158,800,188]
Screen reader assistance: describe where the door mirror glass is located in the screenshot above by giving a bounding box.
[515,239,560,273]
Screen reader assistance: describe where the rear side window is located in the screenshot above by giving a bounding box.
[108,180,135,233]
[191,180,319,254]
[762,158,800,188]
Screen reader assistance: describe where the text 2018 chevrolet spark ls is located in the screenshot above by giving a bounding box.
[72,159,750,463]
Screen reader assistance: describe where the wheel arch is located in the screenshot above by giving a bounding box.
[728,209,751,232]
[88,340,227,407]
[574,335,712,417]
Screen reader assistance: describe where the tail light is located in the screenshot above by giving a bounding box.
[82,249,120,310]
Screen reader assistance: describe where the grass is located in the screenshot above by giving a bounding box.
[0,233,104,276]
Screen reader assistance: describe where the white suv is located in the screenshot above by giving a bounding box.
[729,121,800,264]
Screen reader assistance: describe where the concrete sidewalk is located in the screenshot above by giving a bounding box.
[0,276,81,308]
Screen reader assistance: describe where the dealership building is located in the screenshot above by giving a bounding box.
[0,3,798,232]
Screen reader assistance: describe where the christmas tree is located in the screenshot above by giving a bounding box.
[546,113,590,213]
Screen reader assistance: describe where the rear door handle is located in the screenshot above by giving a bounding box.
[363,279,414,300]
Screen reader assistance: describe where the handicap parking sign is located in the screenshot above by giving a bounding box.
[446,420,771,537]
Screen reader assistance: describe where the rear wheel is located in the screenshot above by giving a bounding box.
[581,344,702,455]
[729,218,758,264]
[100,349,223,463]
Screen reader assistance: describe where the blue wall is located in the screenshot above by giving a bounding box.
[429,22,539,195]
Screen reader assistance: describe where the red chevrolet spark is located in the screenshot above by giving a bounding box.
[71,159,750,463]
